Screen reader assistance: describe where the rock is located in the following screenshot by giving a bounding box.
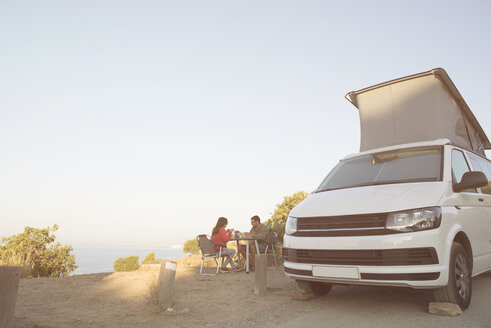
[428,302,462,317]
[165,307,191,316]
[290,289,315,301]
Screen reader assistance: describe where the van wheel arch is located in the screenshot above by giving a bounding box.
[453,232,473,274]
[434,242,472,309]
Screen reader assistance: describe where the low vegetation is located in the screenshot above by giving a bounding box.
[113,255,140,272]
[146,277,163,311]
[183,238,200,255]
[265,190,310,242]
[142,252,159,264]
[0,224,77,278]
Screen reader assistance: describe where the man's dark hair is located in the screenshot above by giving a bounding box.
[251,215,260,223]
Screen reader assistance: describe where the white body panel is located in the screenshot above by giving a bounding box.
[291,182,447,218]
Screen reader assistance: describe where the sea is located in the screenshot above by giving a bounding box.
[71,247,186,275]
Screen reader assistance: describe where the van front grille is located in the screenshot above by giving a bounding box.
[283,247,438,266]
[295,214,390,236]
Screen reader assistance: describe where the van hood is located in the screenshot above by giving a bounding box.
[291,182,447,217]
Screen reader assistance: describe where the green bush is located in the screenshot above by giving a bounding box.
[183,238,200,255]
[113,256,140,272]
[0,224,77,278]
[266,191,310,242]
[142,252,159,264]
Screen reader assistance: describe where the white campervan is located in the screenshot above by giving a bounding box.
[283,68,491,310]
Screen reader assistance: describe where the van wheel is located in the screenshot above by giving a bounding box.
[308,281,333,295]
[433,242,472,310]
[296,279,332,295]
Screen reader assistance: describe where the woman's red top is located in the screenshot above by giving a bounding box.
[211,227,232,251]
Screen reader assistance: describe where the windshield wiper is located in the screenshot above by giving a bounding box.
[353,178,439,187]
[316,177,440,193]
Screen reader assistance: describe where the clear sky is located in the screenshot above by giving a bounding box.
[1,0,490,248]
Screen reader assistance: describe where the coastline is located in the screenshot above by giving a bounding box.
[72,246,185,275]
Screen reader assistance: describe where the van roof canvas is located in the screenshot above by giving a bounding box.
[345,68,490,156]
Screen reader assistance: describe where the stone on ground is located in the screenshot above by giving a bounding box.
[428,302,462,317]
[290,289,315,301]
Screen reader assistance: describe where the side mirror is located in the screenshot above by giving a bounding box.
[454,171,488,192]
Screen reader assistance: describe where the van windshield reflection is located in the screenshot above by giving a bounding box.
[317,147,442,192]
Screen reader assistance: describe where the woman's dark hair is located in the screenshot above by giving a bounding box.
[251,215,260,223]
[212,217,228,235]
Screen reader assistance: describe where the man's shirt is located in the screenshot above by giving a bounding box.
[250,223,270,246]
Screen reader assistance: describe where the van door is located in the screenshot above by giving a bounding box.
[466,152,491,273]
[451,149,489,275]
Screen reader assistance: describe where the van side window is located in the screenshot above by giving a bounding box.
[452,149,476,193]
[468,154,491,195]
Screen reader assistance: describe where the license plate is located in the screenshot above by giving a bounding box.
[312,266,360,279]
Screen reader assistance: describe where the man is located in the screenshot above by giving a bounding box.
[238,215,270,270]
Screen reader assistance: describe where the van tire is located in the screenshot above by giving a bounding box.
[433,242,472,310]
[308,281,333,295]
[295,279,332,296]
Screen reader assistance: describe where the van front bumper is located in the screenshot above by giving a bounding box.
[283,261,446,288]
[283,229,450,288]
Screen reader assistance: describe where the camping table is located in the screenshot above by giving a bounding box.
[231,235,260,273]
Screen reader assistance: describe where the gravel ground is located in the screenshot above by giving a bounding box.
[277,270,491,328]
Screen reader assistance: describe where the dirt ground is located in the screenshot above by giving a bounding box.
[12,255,312,328]
[11,256,491,328]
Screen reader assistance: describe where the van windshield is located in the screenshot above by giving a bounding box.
[316,147,442,192]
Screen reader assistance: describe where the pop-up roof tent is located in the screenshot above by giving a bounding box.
[345,68,490,157]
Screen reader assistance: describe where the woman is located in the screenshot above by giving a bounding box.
[211,217,240,272]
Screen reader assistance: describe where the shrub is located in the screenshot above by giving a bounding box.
[142,252,158,264]
[113,256,140,272]
[183,238,200,255]
[0,224,77,278]
[266,191,310,242]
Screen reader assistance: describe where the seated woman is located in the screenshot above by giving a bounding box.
[211,217,240,272]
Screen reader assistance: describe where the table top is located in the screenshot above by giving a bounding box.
[231,235,260,241]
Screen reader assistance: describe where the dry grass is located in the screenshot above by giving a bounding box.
[146,277,161,305]
[145,277,166,314]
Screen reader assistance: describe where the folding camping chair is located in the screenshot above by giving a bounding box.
[197,234,228,276]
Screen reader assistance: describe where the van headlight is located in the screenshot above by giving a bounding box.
[285,216,297,235]
[386,207,441,232]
